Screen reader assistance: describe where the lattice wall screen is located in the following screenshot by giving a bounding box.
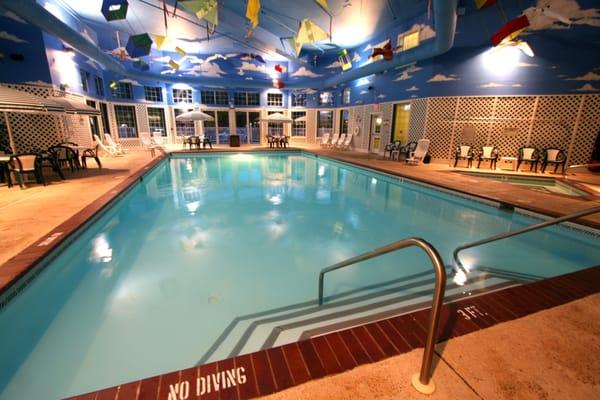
[416,94,599,165]
[408,98,427,143]
[8,113,61,153]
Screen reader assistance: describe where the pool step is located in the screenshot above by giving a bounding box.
[197,272,513,364]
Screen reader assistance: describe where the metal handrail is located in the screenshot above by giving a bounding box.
[317,237,446,391]
[453,206,600,274]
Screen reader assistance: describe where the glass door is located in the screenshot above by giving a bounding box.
[368,114,382,153]
[235,111,248,143]
[392,102,411,143]
[249,112,260,144]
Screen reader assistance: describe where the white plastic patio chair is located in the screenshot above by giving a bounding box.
[319,133,330,148]
[338,133,353,150]
[327,133,340,148]
[104,133,124,154]
[140,133,157,157]
[152,131,166,147]
[406,139,430,164]
[94,134,121,156]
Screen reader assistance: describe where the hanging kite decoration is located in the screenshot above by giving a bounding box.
[474,0,496,9]
[229,53,265,63]
[134,60,149,71]
[101,0,129,21]
[295,19,329,57]
[180,0,219,26]
[274,64,283,73]
[491,15,533,56]
[126,33,153,58]
[338,49,352,71]
[371,39,394,61]
[314,0,330,12]
[246,0,261,29]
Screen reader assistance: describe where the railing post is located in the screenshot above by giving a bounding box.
[411,243,446,394]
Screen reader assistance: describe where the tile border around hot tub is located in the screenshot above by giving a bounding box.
[66,265,600,400]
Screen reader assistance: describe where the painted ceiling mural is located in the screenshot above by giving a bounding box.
[0,0,598,106]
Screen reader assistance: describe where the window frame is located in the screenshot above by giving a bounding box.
[291,111,306,137]
[113,82,133,99]
[172,88,193,104]
[79,69,89,92]
[147,107,167,137]
[317,110,333,137]
[94,76,104,97]
[267,92,283,107]
[144,86,163,102]
[292,93,306,107]
[113,104,138,138]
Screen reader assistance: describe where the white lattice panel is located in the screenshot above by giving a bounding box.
[490,96,537,157]
[571,94,600,165]
[136,104,150,136]
[408,98,427,143]
[8,112,61,153]
[530,95,580,151]
[4,83,54,99]
[380,103,393,146]
[62,114,93,147]
[455,97,495,120]
[423,97,457,159]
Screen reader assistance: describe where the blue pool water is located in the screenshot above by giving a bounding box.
[0,152,598,399]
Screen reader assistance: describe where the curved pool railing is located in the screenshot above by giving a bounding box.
[317,237,446,394]
[453,205,600,275]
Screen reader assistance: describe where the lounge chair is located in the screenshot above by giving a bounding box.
[516,147,539,172]
[103,134,124,154]
[152,132,165,147]
[327,134,340,148]
[8,154,42,188]
[338,134,353,150]
[332,134,346,148]
[406,139,430,164]
[476,145,498,169]
[319,133,331,148]
[453,145,474,168]
[94,134,121,156]
[540,148,567,173]
[81,144,103,168]
[384,140,401,159]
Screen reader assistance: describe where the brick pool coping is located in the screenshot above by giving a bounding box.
[0,148,598,399]
[68,266,600,400]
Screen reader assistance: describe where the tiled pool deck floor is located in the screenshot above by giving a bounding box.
[1,146,599,399]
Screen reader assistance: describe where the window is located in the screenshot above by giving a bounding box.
[86,100,99,138]
[174,108,195,136]
[114,105,138,138]
[99,102,111,134]
[317,110,333,137]
[79,69,89,92]
[292,93,306,107]
[343,88,351,105]
[94,76,104,97]
[267,93,283,107]
[173,88,193,103]
[144,86,163,102]
[319,91,333,106]
[234,92,259,106]
[202,90,229,105]
[214,90,229,105]
[398,31,420,52]
[147,107,167,136]
[339,110,349,135]
[291,111,306,137]
[113,82,132,99]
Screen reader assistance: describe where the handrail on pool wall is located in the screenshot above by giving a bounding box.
[317,237,446,395]
[453,205,600,276]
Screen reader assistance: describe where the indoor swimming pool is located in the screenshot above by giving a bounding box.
[0,151,598,399]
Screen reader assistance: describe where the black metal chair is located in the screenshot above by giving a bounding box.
[383,140,400,159]
[8,153,43,188]
[267,135,278,148]
[394,141,418,161]
[516,147,539,172]
[453,145,474,168]
[540,148,567,173]
[81,144,102,168]
[48,145,79,172]
[476,145,499,169]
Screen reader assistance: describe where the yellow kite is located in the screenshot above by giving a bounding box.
[246,0,260,29]
[295,19,329,56]
[180,0,219,26]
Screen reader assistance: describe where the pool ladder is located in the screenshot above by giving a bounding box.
[316,205,600,394]
[318,237,446,394]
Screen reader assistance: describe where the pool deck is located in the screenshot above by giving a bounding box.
[1,145,599,400]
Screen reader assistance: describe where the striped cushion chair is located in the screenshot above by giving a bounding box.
[453,145,473,168]
[516,147,539,172]
[476,145,499,169]
[540,148,567,174]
